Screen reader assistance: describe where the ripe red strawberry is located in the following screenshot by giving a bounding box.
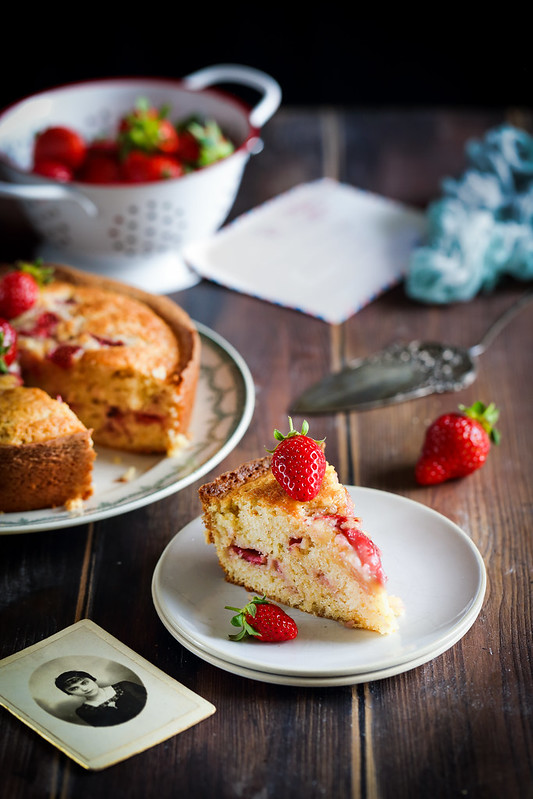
[0,318,17,371]
[175,129,201,164]
[77,152,121,184]
[33,126,87,171]
[0,270,39,319]
[0,261,52,320]
[120,150,183,182]
[33,159,74,182]
[225,595,298,642]
[415,401,500,485]
[118,99,179,155]
[269,417,326,501]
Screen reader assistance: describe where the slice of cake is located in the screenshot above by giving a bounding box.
[199,454,402,635]
[6,263,200,456]
[0,386,95,512]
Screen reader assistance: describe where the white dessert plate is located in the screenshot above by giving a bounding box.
[151,487,486,679]
[152,599,480,686]
[0,323,255,534]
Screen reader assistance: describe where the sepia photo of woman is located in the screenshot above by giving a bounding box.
[54,669,147,727]
[29,654,147,727]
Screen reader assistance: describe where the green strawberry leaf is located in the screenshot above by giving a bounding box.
[225,595,270,641]
[459,401,501,444]
[268,416,324,452]
[16,258,54,286]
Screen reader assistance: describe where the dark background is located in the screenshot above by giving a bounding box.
[0,16,529,112]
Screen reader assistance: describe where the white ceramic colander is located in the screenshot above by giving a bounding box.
[0,65,281,292]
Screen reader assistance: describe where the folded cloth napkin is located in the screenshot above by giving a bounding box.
[405,124,533,304]
[184,178,426,324]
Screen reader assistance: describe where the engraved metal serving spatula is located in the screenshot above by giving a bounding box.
[291,289,533,414]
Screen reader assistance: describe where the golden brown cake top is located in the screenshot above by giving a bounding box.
[0,387,89,446]
[0,261,201,384]
[199,456,349,517]
[13,280,180,377]
[0,374,22,390]
[199,456,272,499]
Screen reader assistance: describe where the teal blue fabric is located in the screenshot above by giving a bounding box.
[405,125,533,304]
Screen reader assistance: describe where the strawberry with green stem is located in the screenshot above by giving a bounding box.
[175,115,234,168]
[225,595,298,642]
[118,98,179,157]
[268,417,326,501]
[415,401,500,485]
[0,260,52,320]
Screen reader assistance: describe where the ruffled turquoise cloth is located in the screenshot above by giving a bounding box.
[405,124,533,304]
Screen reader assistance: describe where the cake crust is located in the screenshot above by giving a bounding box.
[199,456,272,501]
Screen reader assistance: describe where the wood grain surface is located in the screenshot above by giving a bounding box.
[1,107,532,799]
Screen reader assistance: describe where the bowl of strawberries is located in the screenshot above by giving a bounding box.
[0,66,281,292]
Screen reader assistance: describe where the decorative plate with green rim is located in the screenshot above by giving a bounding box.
[0,322,255,534]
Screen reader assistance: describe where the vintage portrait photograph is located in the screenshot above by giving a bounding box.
[0,619,215,770]
[31,655,148,728]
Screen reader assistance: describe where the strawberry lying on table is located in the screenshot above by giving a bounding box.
[415,401,500,485]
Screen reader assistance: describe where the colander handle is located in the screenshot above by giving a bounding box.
[0,181,98,216]
[182,64,282,129]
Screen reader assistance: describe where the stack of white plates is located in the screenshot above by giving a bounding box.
[152,487,486,687]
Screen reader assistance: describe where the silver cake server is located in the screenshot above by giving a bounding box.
[291,289,533,414]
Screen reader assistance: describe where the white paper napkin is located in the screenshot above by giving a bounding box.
[183,178,427,324]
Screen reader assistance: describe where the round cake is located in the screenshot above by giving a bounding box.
[0,261,201,513]
[4,262,201,456]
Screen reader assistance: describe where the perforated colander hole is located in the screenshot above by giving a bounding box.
[105,199,187,254]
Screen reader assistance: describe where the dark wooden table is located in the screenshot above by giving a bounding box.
[1,106,532,799]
